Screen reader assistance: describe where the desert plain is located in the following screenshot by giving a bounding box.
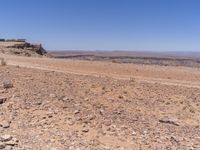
[0,42,200,149]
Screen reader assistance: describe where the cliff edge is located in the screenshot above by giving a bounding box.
[0,39,47,57]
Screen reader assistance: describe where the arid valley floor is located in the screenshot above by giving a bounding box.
[0,53,200,150]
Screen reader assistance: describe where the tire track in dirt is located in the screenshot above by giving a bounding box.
[4,54,200,89]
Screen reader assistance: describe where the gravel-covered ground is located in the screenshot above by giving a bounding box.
[0,63,200,149]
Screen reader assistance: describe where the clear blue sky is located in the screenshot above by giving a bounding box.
[0,0,200,51]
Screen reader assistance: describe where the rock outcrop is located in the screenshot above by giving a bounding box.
[7,42,47,55]
[0,39,47,57]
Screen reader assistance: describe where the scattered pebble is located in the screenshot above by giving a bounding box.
[159,116,179,126]
[0,120,10,128]
[0,135,12,142]
[0,97,7,104]
[3,80,13,89]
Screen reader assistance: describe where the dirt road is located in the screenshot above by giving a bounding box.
[3,54,200,89]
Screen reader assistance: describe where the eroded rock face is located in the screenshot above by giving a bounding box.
[7,42,47,55]
[0,40,47,57]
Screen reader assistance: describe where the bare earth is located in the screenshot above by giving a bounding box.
[0,54,200,149]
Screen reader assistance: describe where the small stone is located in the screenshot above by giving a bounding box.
[159,116,179,126]
[99,109,104,115]
[62,96,69,101]
[5,140,17,146]
[3,80,13,89]
[82,128,89,133]
[0,135,12,142]
[74,110,80,114]
[0,120,10,128]
[170,136,179,144]
[35,101,42,105]
[132,131,137,136]
[0,97,7,104]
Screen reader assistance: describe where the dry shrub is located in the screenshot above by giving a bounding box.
[0,57,7,66]
[112,60,117,63]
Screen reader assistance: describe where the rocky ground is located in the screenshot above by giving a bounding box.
[0,55,200,149]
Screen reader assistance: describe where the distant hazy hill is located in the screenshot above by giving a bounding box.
[49,50,200,59]
[49,50,200,68]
